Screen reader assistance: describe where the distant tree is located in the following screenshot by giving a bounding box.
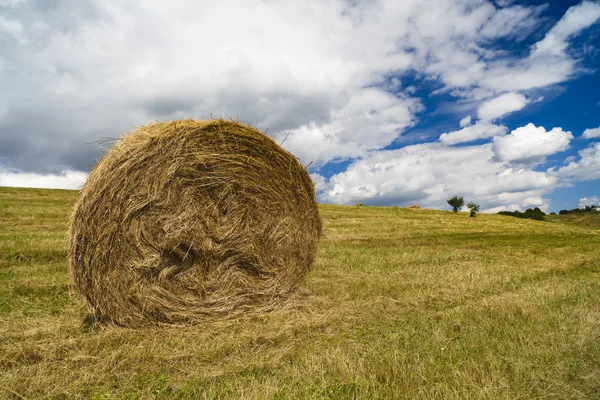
[447,196,464,213]
[467,202,480,218]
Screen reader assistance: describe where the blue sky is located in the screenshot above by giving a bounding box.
[0,0,599,212]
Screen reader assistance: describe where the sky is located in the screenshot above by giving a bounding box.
[0,0,599,212]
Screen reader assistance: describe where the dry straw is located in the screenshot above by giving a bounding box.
[69,119,322,327]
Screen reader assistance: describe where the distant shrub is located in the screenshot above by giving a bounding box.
[526,207,543,213]
[498,208,545,221]
[559,205,598,215]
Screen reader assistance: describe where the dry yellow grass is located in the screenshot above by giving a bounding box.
[1,186,600,399]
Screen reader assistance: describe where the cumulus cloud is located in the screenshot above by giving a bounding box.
[583,126,600,139]
[280,88,421,166]
[323,142,556,211]
[439,123,507,145]
[477,92,529,122]
[553,142,600,182]
[579,196,599,208]
[492,123,573,164]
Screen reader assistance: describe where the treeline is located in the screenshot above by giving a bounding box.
[559,205,599,215]
[498,207,546,221]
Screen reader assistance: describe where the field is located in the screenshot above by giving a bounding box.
[1,186,600,399]
[545,212,600,228]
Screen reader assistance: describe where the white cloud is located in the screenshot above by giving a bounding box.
[0,170,86,189]
[579,196,599,208]
[310,173,328,193]
[477,59,575,93]
[323,142,557,211]
[480,5,544,40]
[411,1,600,98]
[476,1,600,93]
[1,0,426,172]
[495,0,514,8]
[583,126,600,139]
[439,123,507,145]
[492,123,573,164]
[477,92,529,122]
[531,1,600,57]
[0,15,24,42]
[3,0,595,175]
[280,88,421,166]
[553,142,600,182]
[459,115,472,127]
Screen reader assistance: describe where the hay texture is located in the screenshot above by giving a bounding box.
[69,119,321,327]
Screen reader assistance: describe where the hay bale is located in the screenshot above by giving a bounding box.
[69,119,321,327]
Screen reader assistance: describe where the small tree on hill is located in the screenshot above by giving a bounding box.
[467,202,480,218]
[447,196,464,213]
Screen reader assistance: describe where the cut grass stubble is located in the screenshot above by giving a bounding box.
[1,187,600,398]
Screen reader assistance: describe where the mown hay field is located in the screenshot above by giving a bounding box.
[1,186,600,399]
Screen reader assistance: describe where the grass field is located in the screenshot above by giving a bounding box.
[545,212,600,228]
[1,186,600,399]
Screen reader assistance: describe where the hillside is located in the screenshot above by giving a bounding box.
[1,186,599,399]
[546,212,600,228]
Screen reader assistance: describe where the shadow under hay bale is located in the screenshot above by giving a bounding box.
[69,119,322,327]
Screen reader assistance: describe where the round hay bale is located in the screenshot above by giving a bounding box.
[69,119,321,327]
